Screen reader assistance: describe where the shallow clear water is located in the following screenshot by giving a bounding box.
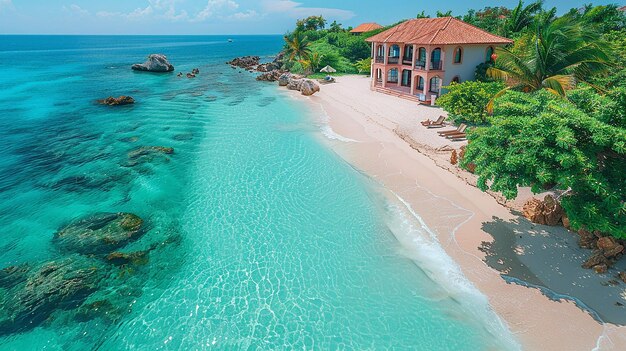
[0,36,515,350]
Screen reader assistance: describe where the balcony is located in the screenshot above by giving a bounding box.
[415,60,426,70]
[430,60,442,70]
[402,57,413,66]
[375,56,384,64]
[388,57,400,64]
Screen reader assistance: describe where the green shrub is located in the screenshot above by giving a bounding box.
[437,81,505,124]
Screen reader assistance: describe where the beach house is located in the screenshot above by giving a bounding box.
[350,22,383,35]
[366,17,513,103]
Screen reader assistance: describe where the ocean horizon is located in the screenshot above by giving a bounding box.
[0,35,517,350]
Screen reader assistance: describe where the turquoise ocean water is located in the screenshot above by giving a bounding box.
[0,36,517,350]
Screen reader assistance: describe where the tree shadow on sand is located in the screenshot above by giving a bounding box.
[480,215,626,325]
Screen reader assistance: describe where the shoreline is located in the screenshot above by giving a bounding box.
[282,75,626,350]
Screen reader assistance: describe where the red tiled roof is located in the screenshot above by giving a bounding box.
[350,22,383,33]
[366,17,513,45]
[619,6,626,11]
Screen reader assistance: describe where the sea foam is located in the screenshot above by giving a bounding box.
[384,192,522,351]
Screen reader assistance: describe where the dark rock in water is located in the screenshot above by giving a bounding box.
[54,213,145,254]
[106,250,149,266]
[227,56,260,69]
[124,146,174,167]
[0,264,30,289]
[131,54,174,72]
[0,255,103,335]
[119,136,139,143]
[173,133,193,141]
[98,96,135,106]
[128,146,174,159]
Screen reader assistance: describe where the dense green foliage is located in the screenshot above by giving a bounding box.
[431,2,626,238]
[436,82,505,124]
[462,91,625,236]
[486,16,612,110]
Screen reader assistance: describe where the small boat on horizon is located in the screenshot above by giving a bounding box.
[228,39,233,42]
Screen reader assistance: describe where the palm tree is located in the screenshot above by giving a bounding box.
[299,52,323,75]
[487,16,613,112]
[283,31,312,64]
[504,0,543,35]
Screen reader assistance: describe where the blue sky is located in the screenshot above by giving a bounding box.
[0,0,622,34]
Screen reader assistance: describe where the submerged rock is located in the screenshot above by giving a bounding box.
[300,79,320,96]
[0,255,103,335]
[128,146,174,159]
[98,96,135,106]
[0,265,30,289]
[106,250,149,266]
[131,54,174,72]
[54,213,145,254]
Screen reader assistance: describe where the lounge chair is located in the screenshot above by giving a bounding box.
[421,115,445,127]
[448,133,467,141]
[438,124,467,136]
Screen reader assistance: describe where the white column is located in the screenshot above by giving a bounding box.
[440,48,445,71]
[411,44,417,70]
[410,73,416,96]
[425,46,431,71]
[382,70,387,88]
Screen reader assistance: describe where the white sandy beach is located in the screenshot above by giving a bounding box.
[289,75,626,350]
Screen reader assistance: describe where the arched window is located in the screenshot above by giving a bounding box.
[376,69,383,82]
[403,45,413,62]
[401,69,412,87]
[453,47,463,64]
[387,68,398,83]
[429,76,441,93]
[417,47,427,68]
[430,48,442,70]
[417,76,425,90]
[388,45,400,64]
[451,76,460,84]
[486,46,495,63]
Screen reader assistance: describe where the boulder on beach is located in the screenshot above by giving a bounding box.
[278,73,291,86]
[131,54,174,72]
[287,77,303,91]
[300,79,320,96]
[54,212,145,254]
[98,96,135,106]
[522,195,564,226]
[0,255,103,335]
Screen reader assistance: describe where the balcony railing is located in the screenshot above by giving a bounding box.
[402,57,413,65]
[388,57,399,64]
[375,56,384,63]
[430,61,442,70]
[415,60,426,70]
[387,78,399,83]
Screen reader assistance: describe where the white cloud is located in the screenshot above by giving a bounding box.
[261,0,354,20]
[96,0,188,21]
[228,10,259,20]
[193,0,239,22]
[63,4,89,16]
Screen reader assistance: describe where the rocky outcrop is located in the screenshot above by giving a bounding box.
[299,79,320,96]
[257,62,280,72]
[227,56,260,69]
[256,70,283,82]
[522,195,564,226]
[0,255,103,335]
[278,73,291,86]
[131,54,174,72]
[581,231,625,273]
[98,96,135,106]
[54,213,144,254]
[620,271,626,284]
